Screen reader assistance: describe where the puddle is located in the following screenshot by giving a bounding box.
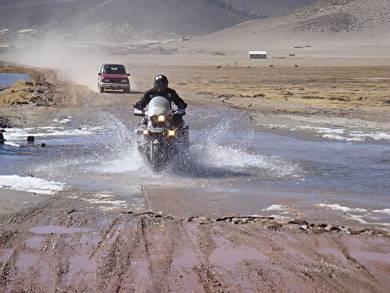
[30,225,91,235]
[172,248,199,270]
[16,253,38,270]
[26,236,44,249]
[132,259,150,280]
[0,249,13,262]
[350,250,390,263]
[210,246,267,270]
[69,255,96,273]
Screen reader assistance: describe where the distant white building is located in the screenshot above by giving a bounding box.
[248,51,268,59]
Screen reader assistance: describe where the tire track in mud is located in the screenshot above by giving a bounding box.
[332,237,378,281]
[0,193,389,292]
[96,219,137,292]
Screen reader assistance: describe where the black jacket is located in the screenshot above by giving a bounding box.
[134,88,187,110]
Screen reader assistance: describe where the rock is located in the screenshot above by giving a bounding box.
[0,132,5,144]
[27,136,35,143]
[198,217,210,225]
[232,218,241,224]
[252,93,265,98]
[289,219,309,226]
[300,224,309,231]
[324,225,333,232]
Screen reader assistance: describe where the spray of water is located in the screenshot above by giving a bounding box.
[175,118,301,179]
[31,110,300,186]
[32,111,146,177]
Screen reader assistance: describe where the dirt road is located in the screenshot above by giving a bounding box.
[0,189,389,292]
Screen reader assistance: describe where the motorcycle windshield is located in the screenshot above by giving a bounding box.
[147,96,171,116]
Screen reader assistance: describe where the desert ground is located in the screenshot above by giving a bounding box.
[0,55,389,292]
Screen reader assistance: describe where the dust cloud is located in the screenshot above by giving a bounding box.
[6,38,127,91]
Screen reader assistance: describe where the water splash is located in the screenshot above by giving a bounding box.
[189,119,301,178]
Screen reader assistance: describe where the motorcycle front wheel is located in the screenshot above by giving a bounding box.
[149,142,166,172]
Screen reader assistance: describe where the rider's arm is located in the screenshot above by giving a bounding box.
[133,90,152,109]
[171,90,187,110]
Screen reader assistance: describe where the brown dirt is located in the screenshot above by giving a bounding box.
[0,190,389,292]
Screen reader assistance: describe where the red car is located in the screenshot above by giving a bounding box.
[98,64,130,93]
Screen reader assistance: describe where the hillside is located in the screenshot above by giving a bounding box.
[179,0,390,53]
[0,0,317,38]
[65,0,249,37]
[294,0,390,32]
[217,0,316,17]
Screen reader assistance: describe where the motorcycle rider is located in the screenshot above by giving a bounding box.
[133,74,187,127]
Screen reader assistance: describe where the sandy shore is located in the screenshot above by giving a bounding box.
[1,62,389,292]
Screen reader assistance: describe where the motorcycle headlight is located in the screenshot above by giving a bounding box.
[157,115,165,122]
[167,129,176,137]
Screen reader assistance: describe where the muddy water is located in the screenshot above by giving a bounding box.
[0,106,389,228]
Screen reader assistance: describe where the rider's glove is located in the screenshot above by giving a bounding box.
[175,109,186,116]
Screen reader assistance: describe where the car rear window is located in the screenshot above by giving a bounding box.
[104,65,126,75]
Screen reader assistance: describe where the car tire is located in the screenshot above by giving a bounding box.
[124,87,130,93]
[100,87,104,93]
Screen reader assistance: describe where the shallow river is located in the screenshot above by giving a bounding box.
[1,105,389,228]
[0,73,30,87]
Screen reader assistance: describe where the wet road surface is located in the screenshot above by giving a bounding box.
[1,106,389,229]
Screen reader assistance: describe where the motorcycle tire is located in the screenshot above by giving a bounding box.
[150,142,164,172]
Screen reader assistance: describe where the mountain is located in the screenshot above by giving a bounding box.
[180,0,390,52]
[0,0,318,38]
[294,0,390,33]
[216,0,316,17]
[65,0,250,36]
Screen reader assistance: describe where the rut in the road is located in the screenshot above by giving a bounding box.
[0,196,389,292]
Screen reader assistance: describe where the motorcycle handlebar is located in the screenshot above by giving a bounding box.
[134,109,185,117]
[133,109,145,116]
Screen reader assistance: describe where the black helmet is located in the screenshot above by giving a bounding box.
[154,74,168,91]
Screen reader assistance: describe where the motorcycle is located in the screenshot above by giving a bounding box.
[134,96,189,172]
